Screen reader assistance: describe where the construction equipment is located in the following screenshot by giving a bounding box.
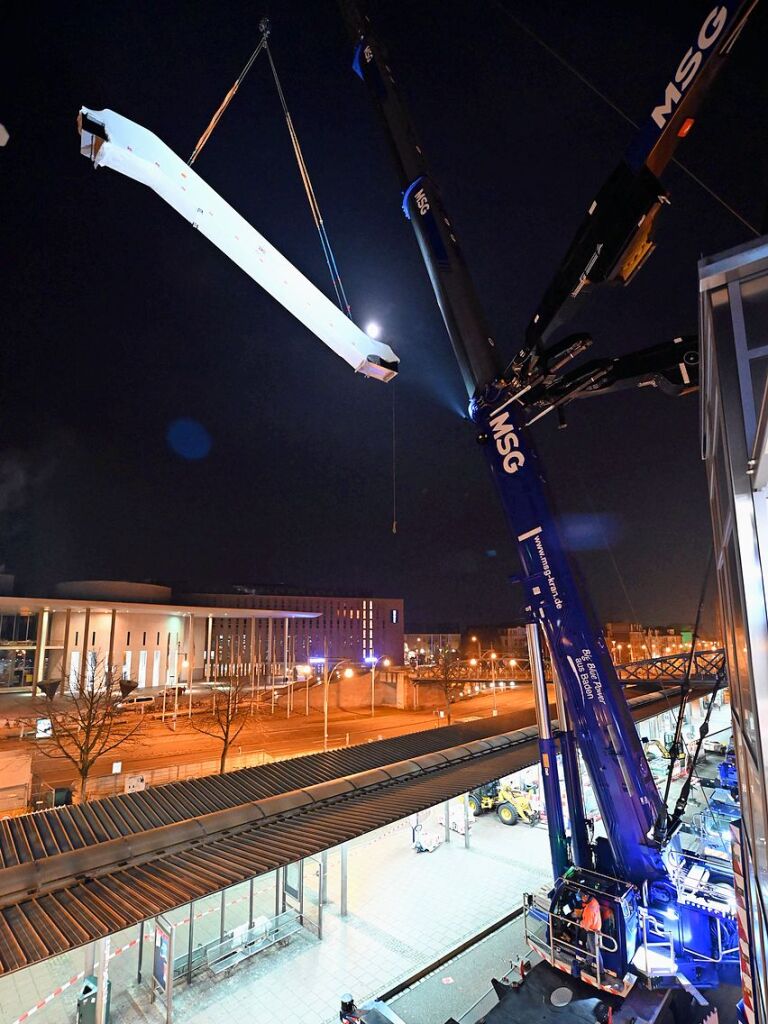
[718,745,738,794]
[77,1,758,1018]
[641,735,686,765]
[468,781,540,827]
[339,1,757,1019]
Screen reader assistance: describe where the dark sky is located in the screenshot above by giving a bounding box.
[2,1,766,630]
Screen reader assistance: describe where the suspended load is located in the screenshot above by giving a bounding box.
[77,107,399,382]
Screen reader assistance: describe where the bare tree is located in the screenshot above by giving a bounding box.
[434,648,464,725]
[190,673,253,773]
[31,662,144,802]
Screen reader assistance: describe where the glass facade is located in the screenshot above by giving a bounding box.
[700,235,768,1023]
[0,612,37,688]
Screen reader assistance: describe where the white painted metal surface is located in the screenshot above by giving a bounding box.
[78,107,399,382]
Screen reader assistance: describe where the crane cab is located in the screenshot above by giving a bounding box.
[524,868,640,997]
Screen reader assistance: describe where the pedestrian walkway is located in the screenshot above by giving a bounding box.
[0,806,552,1024]
[0,694,728,1024]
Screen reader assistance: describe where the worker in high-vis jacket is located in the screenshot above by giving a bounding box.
[577,891,603,966]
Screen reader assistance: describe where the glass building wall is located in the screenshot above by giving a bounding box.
[0,612,37,688]
[700,235,768,1024]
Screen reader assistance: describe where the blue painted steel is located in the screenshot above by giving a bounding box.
[558,729,591,869]
[539,736,569,879]
[624,3,756,173]
[342,4,741,979]
[718,747,738,789]
[352,40,365,80]
[471,385,668,885]
[401,176,425,220]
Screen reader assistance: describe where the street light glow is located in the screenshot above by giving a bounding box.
[365,321,382,339]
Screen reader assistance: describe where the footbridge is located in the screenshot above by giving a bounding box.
[409,650,725,688]
[616,649,725,683]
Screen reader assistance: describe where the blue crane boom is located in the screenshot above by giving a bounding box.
[343,0,675,889]
[340,0,757,1006]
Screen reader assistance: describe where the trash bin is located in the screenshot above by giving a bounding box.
[52,787,72,806]
[77,975,111,1024]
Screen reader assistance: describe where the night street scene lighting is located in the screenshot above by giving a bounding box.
[1,2,767,1024]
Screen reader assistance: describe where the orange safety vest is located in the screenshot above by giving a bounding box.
[581,897,602,933]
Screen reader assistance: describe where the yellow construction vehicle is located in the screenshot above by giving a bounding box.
[467,781,540,827]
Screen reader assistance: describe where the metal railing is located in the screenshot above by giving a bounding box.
[681,914,738,964]
[28,748,275,807]
[83,749,274,798]
[616,649,725,682]
[637,907,675,977]
[523,901,618,989]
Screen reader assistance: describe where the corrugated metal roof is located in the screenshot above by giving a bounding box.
[0,688,695,977]
[0,711,541,869]
[0,732,535,975]
[0,689,683,870]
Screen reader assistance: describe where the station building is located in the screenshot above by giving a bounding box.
[181,586,404,667]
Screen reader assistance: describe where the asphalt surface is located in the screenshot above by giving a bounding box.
[0,684,549,790]
[0,679,683,794]
[386,915,530,1024]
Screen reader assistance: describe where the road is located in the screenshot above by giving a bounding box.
[0,685,547,791]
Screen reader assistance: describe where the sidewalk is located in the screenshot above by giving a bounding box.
[0,806,552,1024]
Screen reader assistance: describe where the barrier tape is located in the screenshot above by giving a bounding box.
[10,973,85,1024]
[8,886,269,1024]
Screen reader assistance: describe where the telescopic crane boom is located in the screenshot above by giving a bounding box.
[342,0,669,890]
[340,0,756,1007]
[522,1,759,357]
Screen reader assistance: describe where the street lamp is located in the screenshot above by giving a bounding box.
[470,634,481,659]
[476,648,498,713]
[311,654,357,751]
[295,663,311,715]
[365,655,391,717]
[182,657,192,720]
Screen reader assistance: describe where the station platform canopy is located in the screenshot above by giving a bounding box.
[0,687,703,977]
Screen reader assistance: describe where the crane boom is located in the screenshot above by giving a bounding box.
[341,0,756,1004]
[526,0,759,348]
[341,1,667,888]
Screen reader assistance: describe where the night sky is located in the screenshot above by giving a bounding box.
[2,1,766,630]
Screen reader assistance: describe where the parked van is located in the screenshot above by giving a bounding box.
[117,694,155,712]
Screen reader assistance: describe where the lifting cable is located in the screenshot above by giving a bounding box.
[263,34,353,317]
[186,19,398,531]
[391,382,398,534]
[491,1,760,238]
[653,545,716,845]
[186,19,352,317]
[188,35,268,167]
